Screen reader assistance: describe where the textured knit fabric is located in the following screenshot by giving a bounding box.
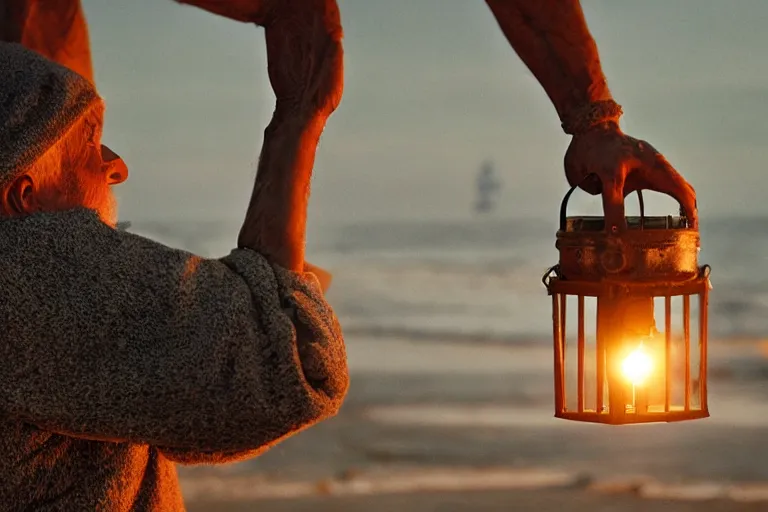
[0,42,100,187]
[0,208,349,511]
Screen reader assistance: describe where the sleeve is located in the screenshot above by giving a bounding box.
[0,208,348,455]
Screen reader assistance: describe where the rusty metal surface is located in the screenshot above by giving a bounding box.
[555,215,700,283]
[555,409,709,425]
[544,186,712,426]
[543,274,709,298]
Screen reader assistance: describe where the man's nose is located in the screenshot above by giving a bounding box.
[101,144,129,185]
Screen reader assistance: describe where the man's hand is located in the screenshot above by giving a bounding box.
[485,0,698,232]
[177,0,343,119]
[264,0,343,119]
[564,122,698,232]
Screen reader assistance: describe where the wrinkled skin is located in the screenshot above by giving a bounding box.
[485,0,698,231]
[176,0,343,118]
[0,0,339,287]
[0,0,128,226]
[20,129,128,227]
[3,0,697,258]
[205,0,698,234]
[565,122,698,231]
[186,0,699,236]
[177,0,344,272]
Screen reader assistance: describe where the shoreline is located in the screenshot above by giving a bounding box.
[181,466,768,505]
[342,334,768,380]
[338,325,768,349]
[179,335,768,511]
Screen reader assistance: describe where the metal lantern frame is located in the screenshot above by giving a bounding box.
[542,185,711,425]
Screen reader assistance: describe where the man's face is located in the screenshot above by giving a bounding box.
[78,141,129,227]
[34,117,129,227]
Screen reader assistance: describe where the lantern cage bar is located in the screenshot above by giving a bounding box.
[543,186,711,425]
[543,267,710,424]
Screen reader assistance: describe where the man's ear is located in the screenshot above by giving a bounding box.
[5,175,36,215]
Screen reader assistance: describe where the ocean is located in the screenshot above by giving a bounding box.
[161,213,768,505]
[129,214,768,346]
[315,215,768,344]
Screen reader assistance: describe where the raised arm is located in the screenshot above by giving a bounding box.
[0,0,347,464]
[0,0,94,83]
[3,0,339,282]
[486,0,612,130]
[485,0,697,231]
[176,0,343,272]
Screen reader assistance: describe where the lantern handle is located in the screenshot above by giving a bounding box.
[542,264,561,290]
[559,174,647,231]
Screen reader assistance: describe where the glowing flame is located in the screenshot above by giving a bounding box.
[622,345,653,386]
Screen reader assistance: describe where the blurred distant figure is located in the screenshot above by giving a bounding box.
[474,161,503,215]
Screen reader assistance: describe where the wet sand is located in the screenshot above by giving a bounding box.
[186,489,767,512]
[180,336,768,511]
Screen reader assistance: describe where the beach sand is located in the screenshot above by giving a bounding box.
[180,336,768,511]
[186,489,767,512]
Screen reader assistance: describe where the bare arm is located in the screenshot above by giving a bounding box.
[238,113,328,272]
[486,0,697,231]
[0,1,346,463]
[485,0,618,132]
[4,0,341,274]
[177,0,343,272]
[237,1,342,273]
[0,0,94,83]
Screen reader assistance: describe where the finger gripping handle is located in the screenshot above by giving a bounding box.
[559,174,684,232]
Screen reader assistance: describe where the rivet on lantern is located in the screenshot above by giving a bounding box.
[542,181,710,425]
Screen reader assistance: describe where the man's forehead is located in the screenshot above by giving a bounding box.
[84,116,104,144]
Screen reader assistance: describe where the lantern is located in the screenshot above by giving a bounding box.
[542,185,711,425]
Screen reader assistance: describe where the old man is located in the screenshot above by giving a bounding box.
[0,0,347,510]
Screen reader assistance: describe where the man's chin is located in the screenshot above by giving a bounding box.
[99,199,119,228]
[102,213,118,228]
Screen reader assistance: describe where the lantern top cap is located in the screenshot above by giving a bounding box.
[559,182,696,234]
[562,215,690,234]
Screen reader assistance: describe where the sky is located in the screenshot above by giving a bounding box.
[81,0,768,228]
